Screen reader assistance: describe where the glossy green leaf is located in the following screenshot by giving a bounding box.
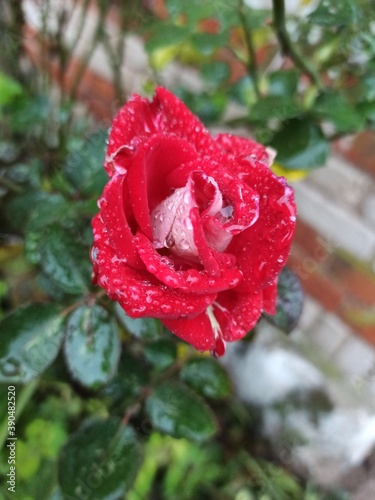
[175,88,227,124]
[24,194,76,264]
[165,0,217,25]
[115,303,161,340]
[313,92,364,133]
[250,95,301,122]
[308,0,358,26]
[190,32,227,56]
[269,118,330,170]
[242,6,272,29]
[264,268,304,333]
[201,61,230,88]
[145,25,189,52]
[64,129,108,197]
[0,72,23,109]
[58,418,142,500]
[100,352,149,407]
[144,339,177,370]
[145,381,217,442]
[180,358,231,399]
[64,305,121,389]
[268,70,299,96]
[0,303,63,383]
[41,225,91,295]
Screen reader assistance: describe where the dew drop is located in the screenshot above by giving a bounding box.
[179,239,190,251]
[161,304,172,313]
[0,358,21,376]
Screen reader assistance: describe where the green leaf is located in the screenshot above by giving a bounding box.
[64,129,108,197]
[115,303,161,340]
[175,88,227,124]
[25,194,75,264]
[242,6,272,29]
[145,381,217,442]
[165,0,217,25]
[250,95,301,122]
[144,339,177,370]
[41,225,91,295]
[268,70,299,96]
[58,418,142,500]
[0,303,63,383]
[180,358,231,399]
[100,352,149,407]
[308,0,359,26]
[269,118,330,170]
[145,25,190,52]
[63,305,121,389]
[264,268,304,333]
[190,32,227,56]
[201,61,230,88]
[0,72,23,109]
[313,92,364,133]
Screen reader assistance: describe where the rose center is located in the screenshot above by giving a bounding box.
[151,172,235,260]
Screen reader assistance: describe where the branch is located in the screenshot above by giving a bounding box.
[272,0,324,90]
[238,0,261,98]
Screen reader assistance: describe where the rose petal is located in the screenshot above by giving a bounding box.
[213,289,263,342]
[229,161,296,292]
[93,236,216,319]
[262,279,278,315]
[162,312,216,352]
[93,175,143,269]
[215,133,271,166]
[135,232,242,293]
[154,87,221,156]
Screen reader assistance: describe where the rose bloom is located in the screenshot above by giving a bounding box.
[91,87,296,356]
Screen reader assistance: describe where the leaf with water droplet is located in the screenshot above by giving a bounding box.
[180,357,232,399]
[144,339,177,370]
[41,225,91,295]
[264,268,304,333]
[63,305,121,389]
[63,129,108,197]
[58,418,143,500]
[0,304,64,383]
[115,303,162,341]
[145,381,217,442]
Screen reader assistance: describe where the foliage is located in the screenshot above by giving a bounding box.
[0,0,370,498]
[144,0,374,173]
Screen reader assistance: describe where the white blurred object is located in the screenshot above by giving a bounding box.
[222,320,375,487]
[244,0,318,15]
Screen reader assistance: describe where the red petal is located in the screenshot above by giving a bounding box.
[126,135,199,239]
[228,161,296,292]
[162,313,216,352]
[92,235,216,319]
[105,87,221,178]
[135,232,242,293]
[105,94,159,176]
[93,175,143,269]
[262,279,278,315]
[214,289,263,342]
[153,87,221,156]
[215,133,271,165]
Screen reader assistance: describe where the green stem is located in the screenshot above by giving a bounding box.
[0,378,39,450]
[238,0,261,98]
[272,0,324,90]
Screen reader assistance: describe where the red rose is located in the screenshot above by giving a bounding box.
[91,87,296,356]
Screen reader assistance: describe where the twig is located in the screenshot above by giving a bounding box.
[238,0,261,98]
[272,0,324,90]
